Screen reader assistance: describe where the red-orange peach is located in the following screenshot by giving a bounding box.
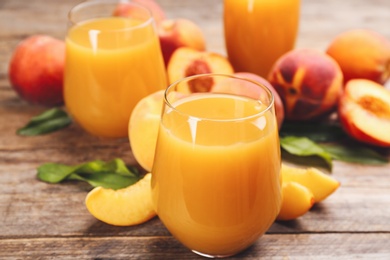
[338,79,390,147]
[326,29,390,85]
[158,18,206,66]
[167,47,234,92]
[212,72,285,129]
[113,0,165,23]
[268,49,343,121]
[8,35,65,106]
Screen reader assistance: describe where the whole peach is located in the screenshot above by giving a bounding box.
[8,35,65,106]
[268,49,343,121]
[213,72,285,129]
[113,0,165,24]
[158,19,206,66]
[326,29,390,85]
[338,79,390,147]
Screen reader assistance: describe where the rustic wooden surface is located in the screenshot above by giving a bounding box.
[1,0,390,259]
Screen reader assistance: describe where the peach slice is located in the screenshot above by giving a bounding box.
[277,181,315,221]
[158,19,206,66]
[338,79,390,147]
[212,72,285,129]
[326,29,390,84]
[129,90,164,172]
[268,48,343,121]
[85,173,155,226]
[281,164,340,202]
[167,47,234,92]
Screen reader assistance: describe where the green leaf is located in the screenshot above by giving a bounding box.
[68,172,139,190]
[37,163,77,183]
[107,158,139,176]
[37,158,140,190]
[17,108,72,136]
[279,122,347,142]
[75,158,138,177]
[321,143,389,165]
[280,136,333,168]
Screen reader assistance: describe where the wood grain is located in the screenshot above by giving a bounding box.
[1,234,390,259]
[0,0,390,259]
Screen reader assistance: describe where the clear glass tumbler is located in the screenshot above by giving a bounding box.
[64,0,167,138]
[152,74,282,258]
[224,0,300,78]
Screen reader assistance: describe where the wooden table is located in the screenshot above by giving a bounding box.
[1,0,390,259]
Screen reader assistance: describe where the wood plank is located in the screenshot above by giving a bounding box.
[2,0,390,61]
[0,0,390,259]
[1,162,389,237]
[1,233,390,259]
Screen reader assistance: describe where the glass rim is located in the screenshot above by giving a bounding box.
[67,0,155,32]
[164,73,275,122]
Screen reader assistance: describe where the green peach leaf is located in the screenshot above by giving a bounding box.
[320,143,388,165]
[17,108,72,136]
[280,136,333,168]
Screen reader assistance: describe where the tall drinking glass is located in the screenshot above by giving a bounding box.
[224,0,300,78]
[64,0,167,138]
[152,74,282,258]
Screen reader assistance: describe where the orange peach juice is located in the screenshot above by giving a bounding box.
[224,0,300,77]
[152,93,281,257]
[64,16,167,137]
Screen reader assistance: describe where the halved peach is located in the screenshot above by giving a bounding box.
[277,181,315,221]
[167,47,234,92]
[85,173,155,226]
[129,90,164,172]
[281,164,340,202]
[338,79,390,147]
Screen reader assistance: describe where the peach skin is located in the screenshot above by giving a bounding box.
[326,29,390,85]
[268,49,343,121]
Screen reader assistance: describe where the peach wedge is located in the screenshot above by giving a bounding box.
[85,173,156,226]
[281,164,340,202]
[277,182,315,221]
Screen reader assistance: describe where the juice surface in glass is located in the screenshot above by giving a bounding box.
[64,16,167,138]
[152,93,281,257]
[224,0,300,77]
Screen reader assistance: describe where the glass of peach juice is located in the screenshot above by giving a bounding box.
[64,0,167,138]
[224,0,300,78]
[151,74,282,258]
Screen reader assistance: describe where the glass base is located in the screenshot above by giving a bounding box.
[192,250,234,259]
